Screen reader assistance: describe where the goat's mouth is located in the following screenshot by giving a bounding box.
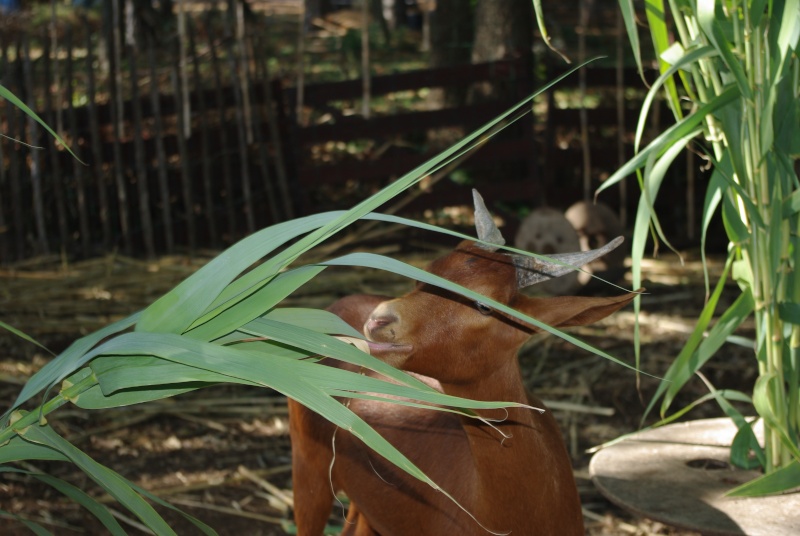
[365,341,413,358]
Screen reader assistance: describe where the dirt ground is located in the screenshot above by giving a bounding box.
[0,243,753,535]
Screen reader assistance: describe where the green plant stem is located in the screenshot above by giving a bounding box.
[0,372,99,445]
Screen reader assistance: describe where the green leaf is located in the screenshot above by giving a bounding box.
[138,212,342,334]
[0,435,69,464]
[779,303,800,324]
[617,0,643,78]
[697,0,751,99]
[643,0,683,119]
[662,287,754,414]
[0,83,84,163]
[770,0,800,77]
[0,511,51,536]
[85,332,515,412]
[7,312,141,416]
[633,45,717,153]
[531,0,571,63]
[642,252,731,418]
[597,85,739,197]
[752,373,800,462]
[731,422,766,470]
[727,459,800,497]
[185,265,327,341]
[262,308,364,338]
[700,167,726,296]
[0,466,126,535]
[0,320,53,356]
[16,424,180,536]
[722,191,751,244]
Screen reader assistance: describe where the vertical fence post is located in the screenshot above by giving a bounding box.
[208,18,236,240]
[127,0,155,259]
[0,39,10,262]
[257,55,293,220]
[250,37,280,224]
[23,34,50,256]
[615,9,627,228]
[66,27,91,257]
[147,34,175,254]
[9,40,25,260]
[187,16,218,247]
[109,0,131,254]
[171,67,196,253]
[43,32,69,254]
[84,16,111,250]
[225,5,255,235]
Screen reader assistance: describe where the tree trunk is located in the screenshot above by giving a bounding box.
[471,0,532,63]
[427,0,472,108]
[429,0,472,69]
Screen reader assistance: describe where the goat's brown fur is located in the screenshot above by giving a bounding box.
[288,238,635,535]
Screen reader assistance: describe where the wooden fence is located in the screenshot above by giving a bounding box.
[0,7,678,265]
[0,10,293,263]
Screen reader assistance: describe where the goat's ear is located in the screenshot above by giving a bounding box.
[522,290,640,329]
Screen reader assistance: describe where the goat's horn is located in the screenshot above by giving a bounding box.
[472,189,505,250]
[514,236,625,288]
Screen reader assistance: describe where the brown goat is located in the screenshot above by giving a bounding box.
[288,191,636,535]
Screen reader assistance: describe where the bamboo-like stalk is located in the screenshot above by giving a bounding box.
[563,0,800,490]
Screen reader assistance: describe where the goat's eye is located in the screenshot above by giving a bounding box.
[475,301,493,315]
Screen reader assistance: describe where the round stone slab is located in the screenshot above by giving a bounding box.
[590,418,800,536]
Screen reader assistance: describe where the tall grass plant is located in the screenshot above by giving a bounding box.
[536,0,800,495]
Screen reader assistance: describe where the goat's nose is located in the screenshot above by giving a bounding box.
[365,314,397,336]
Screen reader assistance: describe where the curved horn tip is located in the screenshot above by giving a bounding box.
[472,189,505,248]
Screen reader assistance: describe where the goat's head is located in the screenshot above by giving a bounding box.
[365,190,635,384]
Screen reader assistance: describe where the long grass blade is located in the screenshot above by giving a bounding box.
[726,459,800,497]
[0,83,83,163]
[7,312,141,416]
[17,424,180,536]
[0,467,126,535]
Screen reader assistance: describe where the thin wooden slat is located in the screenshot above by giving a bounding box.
[8,40,25,261]
[66,27,91,257]
[224,8,255,234]
[259,62,294,220]
[248,37,280,224]
[43,34,69,252]
[147,34,175,254]
[187,16,217,248]
[207,19,236,240]
[23,34,49,256]
[615,9,628,228]
[128,24,155,258]
[108,0,131,254]
[0,38,11,262]
[295,100,518,145]
[84,15,111,249]
[235,2,253,145]
[296,138,535,186]
[171,67,196,253]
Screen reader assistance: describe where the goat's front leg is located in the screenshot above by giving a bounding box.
[288,399,338,536]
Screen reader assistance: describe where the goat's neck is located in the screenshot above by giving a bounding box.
[440,353,540,468]
[440,354,529,409]
[438,354,569,529]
